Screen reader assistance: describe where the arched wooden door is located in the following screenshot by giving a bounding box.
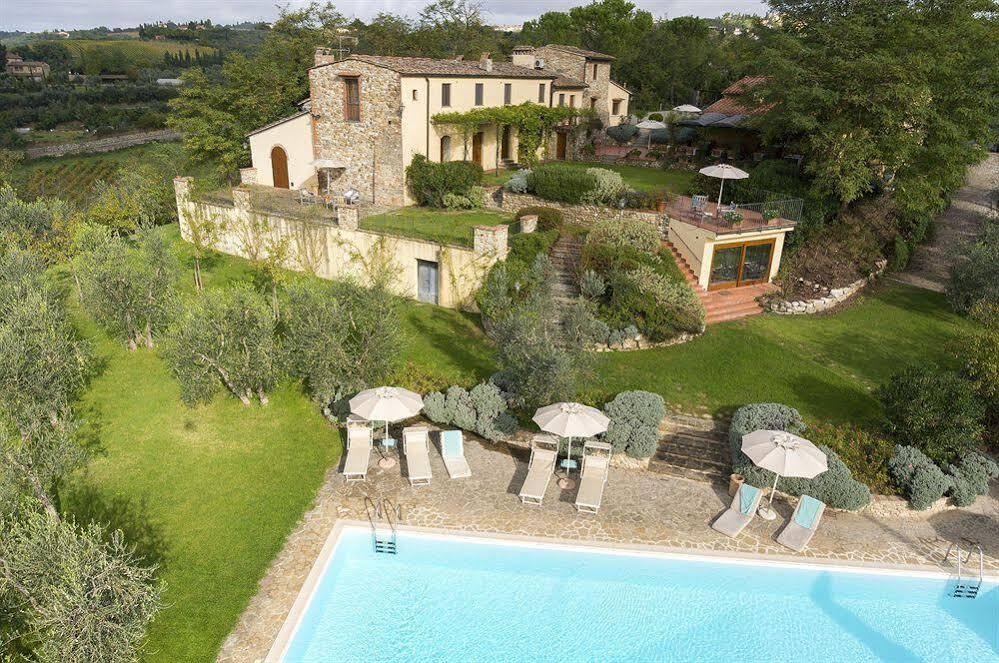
[271,146,290,189]
[472,132,483,165]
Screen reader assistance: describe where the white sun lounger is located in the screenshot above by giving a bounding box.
[342,422,373,482]
[439,430,471,479]
[777,495,826,552]
[519,435,559,505]
[711,483,763,538]
[575,441,612,514]
[403,426,432,486]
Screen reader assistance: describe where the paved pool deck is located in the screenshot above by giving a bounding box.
[218,434,999,662]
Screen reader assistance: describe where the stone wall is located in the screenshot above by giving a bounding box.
[23,129,180,159]
[309,59,406,207]
[487,187,661,229]
[769,259,888,315]
[175,178,502,310]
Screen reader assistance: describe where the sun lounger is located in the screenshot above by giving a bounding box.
[519,435,559,505]
[777,495,826,552]
[403,426,432,486]
[575,441,612,514]
[439,430,471,479]
[343,423,373,482]
[711,483,763,538]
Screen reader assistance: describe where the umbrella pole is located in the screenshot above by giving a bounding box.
[717,177,726,211]
[769,471,780,507]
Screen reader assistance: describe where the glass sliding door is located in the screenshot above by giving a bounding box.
[740,242,774,284]
[709,246,742,288]
[708,239,775,290]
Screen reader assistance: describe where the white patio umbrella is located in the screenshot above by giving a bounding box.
[533,402,610,487]
[349,386,424,442]
[741,430,827,520]
[698,163,750,212]
[673,104,701,113]
[636,119,667,147]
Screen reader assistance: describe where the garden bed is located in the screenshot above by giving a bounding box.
[360,207,512,247]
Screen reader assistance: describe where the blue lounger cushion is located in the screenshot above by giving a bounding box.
[739,484,760,515]
[441,430,463,458]
[794,495,823,529]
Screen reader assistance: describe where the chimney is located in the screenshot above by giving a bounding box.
[315,46,337,67]
[479,52,493,72]
[511,45,535,69]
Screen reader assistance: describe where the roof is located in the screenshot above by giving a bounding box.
[722,75,768,95]
[247,110,310,138]
[326,54,556,79]
[552,74,587,89]
[544,44,615,61]
[702,75,770,116]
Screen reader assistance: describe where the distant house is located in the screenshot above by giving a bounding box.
[99,74,130,84]
[5,53,50,80]
[156,78,184,86]
[54,30,70,38]
[242,44,630,206]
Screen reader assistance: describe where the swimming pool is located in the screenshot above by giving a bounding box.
[270,525,998,662]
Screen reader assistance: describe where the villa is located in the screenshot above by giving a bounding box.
[241,45,631,206]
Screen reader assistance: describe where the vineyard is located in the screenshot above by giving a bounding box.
[36,39,217,68]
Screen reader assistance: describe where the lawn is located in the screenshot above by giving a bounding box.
[482,161,696,193]
[360,207,512,247]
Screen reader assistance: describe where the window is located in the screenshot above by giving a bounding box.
[569,95,575,108]
[558,93,565,107]
[412,89,418,101]
[612,99,622,115]
[441,83,451,107]
[474,83,483,106]
[592,63,598,79]
[538,83,546,103]
[343,77,360,122]
[504,83,512,105]
[440,135,451,162]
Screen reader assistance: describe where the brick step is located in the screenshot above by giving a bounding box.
[702,297,765,314]
[705,306,764,325]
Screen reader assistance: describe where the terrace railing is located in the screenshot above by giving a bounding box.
[664,192,803,235]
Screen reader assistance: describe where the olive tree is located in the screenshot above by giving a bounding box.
[163,284,278,406]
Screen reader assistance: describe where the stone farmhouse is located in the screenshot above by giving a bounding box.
[242,45,631,206]
[4,53,50,80]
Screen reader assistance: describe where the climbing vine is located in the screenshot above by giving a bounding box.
[432,103,592,167]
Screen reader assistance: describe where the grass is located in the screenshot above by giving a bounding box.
[482,162,696,193]
[360,207,512,247]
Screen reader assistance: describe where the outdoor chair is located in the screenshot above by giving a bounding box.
[439,430,471,479]
[342,421,373,483]
[403,426,432,486]
[575,441,612,514]
[777,495,826,552]
[519,435,559,505]
[711,483,763,538]
[691,195,708,213]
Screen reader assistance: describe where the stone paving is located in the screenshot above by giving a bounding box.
[218,433,999,663]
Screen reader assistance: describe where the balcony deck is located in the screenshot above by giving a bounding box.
[664,194,798,235]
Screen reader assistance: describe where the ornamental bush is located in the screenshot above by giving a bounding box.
[609,265,705,340]
[515,206,563,232]
[729,403,871,511]
[947,219,998,315]
[606,124,638,144]
[647,112,664,122]
[527,163,597,204]
[649,128,670,144]
[504,169,531,193]
[877,365,984,465]
[586,218,661,253]
[582,168,626,205]
[406,154,483,207]
[602,391,666,458]
[422,382,517,442]
[888,445,953,510]
[441,186,485,210]
[947,451,999,507]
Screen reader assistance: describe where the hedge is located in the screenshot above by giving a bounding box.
[515,206,564,232]
[602,390,666,458]
[527,163,597,204]
[406,154,483,207]
[606,124,638,144]
[729,403,872,510]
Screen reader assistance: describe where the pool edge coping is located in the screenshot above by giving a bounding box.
[264,519,999,661]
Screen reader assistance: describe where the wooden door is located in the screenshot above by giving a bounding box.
[556,132,567,160]
[472,132,483,165]
[271,146,289,189]
[417,260,439,304]
[501,126,511,160]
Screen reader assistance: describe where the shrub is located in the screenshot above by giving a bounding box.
[602,391,666,458]
[647,112,664,122]
[649,128,670,144]
[441,186,485,210]
[609,266,705,340]
[958,302,999,446]
[586,218,661,253]
[947,452,999,507]
[729,403,871,510]
[888,445,952,509]
[422,382,517,442]
[528,163,597,204]
[582,167,626,204]
[505,169,531,193]
[580,270,606,299]
[606,124,638,143]
[515,206,563,232]
[947,219,998,315]
[808,423,895,495]
[406,154,483,207]
[579,241,652,276]
[877,365,984,465]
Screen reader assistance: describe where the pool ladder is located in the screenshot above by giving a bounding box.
[364,496,401,555]
[945,542,984,599]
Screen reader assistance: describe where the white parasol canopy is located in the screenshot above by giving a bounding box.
[741,430,827,517]
[698,163,750,211]
[673,104,701,113]
[349,386,423,440]
[533,402,610,478]
[636,120,667,130]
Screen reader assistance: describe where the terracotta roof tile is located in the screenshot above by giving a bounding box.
[544,44,615,61]
[552,74,587,89]
[339,55,555,79]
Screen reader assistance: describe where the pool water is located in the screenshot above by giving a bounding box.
[279,528,998,662]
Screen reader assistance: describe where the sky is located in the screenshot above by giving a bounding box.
[4,1,769,33]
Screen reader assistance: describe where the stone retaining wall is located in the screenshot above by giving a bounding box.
[24,129,181,159]
[769,259,888,315]
[486,187,661,228]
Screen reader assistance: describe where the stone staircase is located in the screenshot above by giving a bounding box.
[648,414,731,483]
[549,235,583,306]
[663,240,774,324]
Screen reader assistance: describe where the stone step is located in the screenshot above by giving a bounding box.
[648,458,728,483]
[659,439,730,465]
[664,413,729,431]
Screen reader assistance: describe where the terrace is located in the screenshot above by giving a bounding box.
[664,192,802,235]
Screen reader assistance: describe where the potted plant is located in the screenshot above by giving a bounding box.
[729,473,745,497]
[723,210,744,226]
